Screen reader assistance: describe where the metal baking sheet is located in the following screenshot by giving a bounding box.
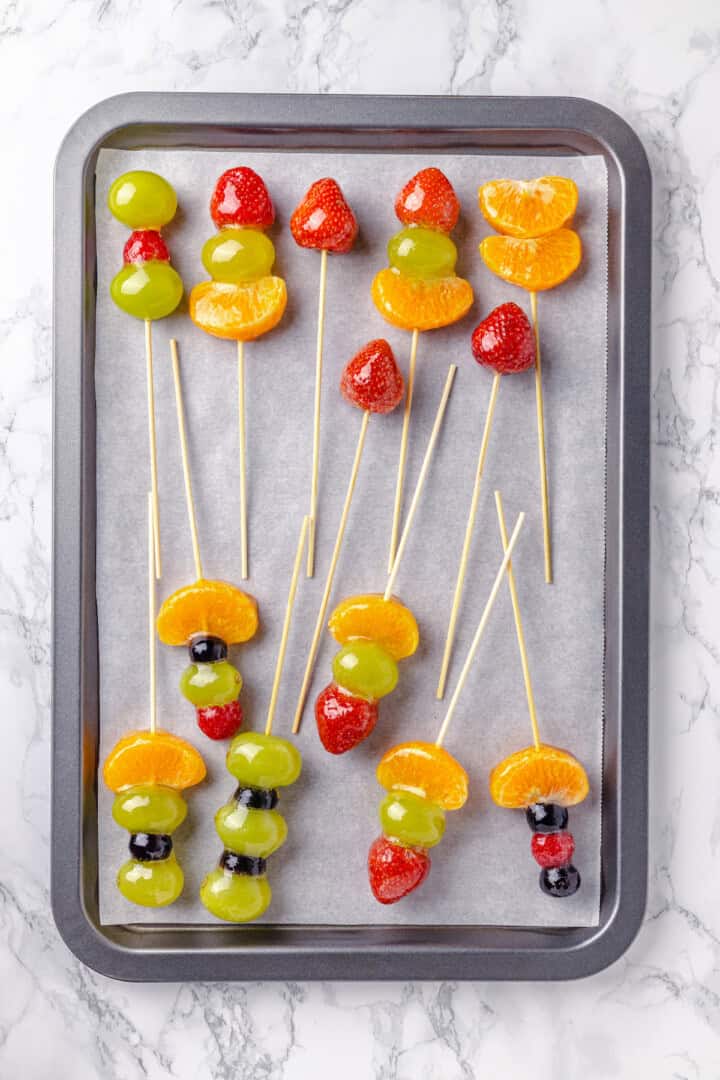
[52,93,650,981]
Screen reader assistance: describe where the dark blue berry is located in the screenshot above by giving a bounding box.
[540,864,581,897]
[220,850,267,876]
[188,634,228,663]
[525,803,568,833]
[234,786,278,810]
[129,833,173,861]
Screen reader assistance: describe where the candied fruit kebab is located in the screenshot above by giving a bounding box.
[290,178,359,577]
[372,167,473,571]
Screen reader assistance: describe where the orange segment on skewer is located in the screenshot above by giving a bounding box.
[328,593,419,661]
[189,276,287,341]
[478,177,578,238]
[480,229,582,293]
[103,730,207,792]
[377,741,468,810]
[489,744,589,809]
[156,579,258,646]
[371,269,473,331]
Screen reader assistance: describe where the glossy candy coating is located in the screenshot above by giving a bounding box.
[200,866,272,922]
[189,277,287,342]
[210,167,275,229]
[531,831,575,869]
[480,229,582,292]
[540,864,581,898]
[201,228,276,283]
[368,835,431,904]
[394,168,460,232]
[215,803,288,858]
[379,790,445,848]
[376,741,468,810]
[315,682,378,754]
[103,730,207,792]
[129,832,173,861]
[226,732,302,789]
[117,853,184,907]
[110,261,183,321]
[340,340,404,415]
[332,641,399,701]
[525,802,569,833]
[123,229,170,264]
[180,660,242,707]
[108,171,177,230]
[157,579,258,647]
[188,634,228,664]
[112,784,187,834]
[471,302,536,376]
[372,268,473,332]
[328,594,419,661]
[197,700,243,741]
[489,744,589,809]
[478,176,578,239]
[290,178,358,254]
[388,227,457,279]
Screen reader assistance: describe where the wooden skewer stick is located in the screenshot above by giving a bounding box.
[292,410,371,734]
[435,510,525,748]
[385,364,457,602]
[495,491,540,750]
[435,372,501,700]
[145,319,162,579]
[387,327,419,573]
[530,291,552,585]
[170,340,204,582]
[307,248,328,578]
[147,491,157,735]
[237,340,248,580]
[266,516,310,736]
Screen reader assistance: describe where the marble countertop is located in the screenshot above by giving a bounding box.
[2,1,718,1075]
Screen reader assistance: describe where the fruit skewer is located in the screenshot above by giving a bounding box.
[189,167,288,580]
[290,179,359,577]
[108,170,185,577]
[102,494,206,908]
[156,341,259,742]
[304,364,458,752]
[372,168,473,572]
[369,508,525,903]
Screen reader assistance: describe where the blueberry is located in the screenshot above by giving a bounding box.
[525,803,568,833]
[234,786,279,810]
[220,850,267,877]
[188,634,228,663]
[540,864,581,897]
[129,833,173,861]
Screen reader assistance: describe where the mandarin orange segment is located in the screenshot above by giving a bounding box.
[377,741,468,810]
[478,177,578,239]
[103,730,207,792]
[156,579,258,646]
[328,594,419,661]
[489,744,589,809]
[479,229,582,292]
[371,268,473,331]
[189,275,287,341]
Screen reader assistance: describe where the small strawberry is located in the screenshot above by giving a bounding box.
[531,831,575,869]
[471,302,535,375]
[315,683,378,754]
[123,229,170,264]
[290,178,358,254]
[395,167,460,232]
[210,167,275,229]
[340,339,404,414]
[368,835,431,904]
[197,700,243,740]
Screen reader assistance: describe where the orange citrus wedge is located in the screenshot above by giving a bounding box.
[371,268,473,331]
[328,594,419,661]
[103,730,207,792]
[156,579,258,647]
[478,177,578,238]
[377,741,468,810]
[489,744,589,808]
[189,276,287,341]
[480,229,581,292]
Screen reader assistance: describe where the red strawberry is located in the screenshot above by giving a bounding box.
[210,167,275,229]
[340,339,404,414]
[197,700,243,740]
[395,167,460,232]
[123,229,170,264]
[368,836,431,904]
[290,178,358,254]
[531,831,575,869]
[471,302,535,375]
[315,683,378,754]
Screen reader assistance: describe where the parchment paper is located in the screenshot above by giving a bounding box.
[95,149,607,927]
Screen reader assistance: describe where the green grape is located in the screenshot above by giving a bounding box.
[387,227,457,279]
[226,732,302,788]
[180,660,242,707]
[110,261,183,321]
[108,171,177,229]
[215,803,287,857]
[117,854,184,907]
[202,228,275,283]
[112,785,187,834]
[379,790,445,848]
[200,867,272,922]
[332,642,398,701]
